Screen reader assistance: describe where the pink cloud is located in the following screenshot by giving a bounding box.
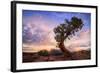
[64,29,91,52]
[23,15,57,46]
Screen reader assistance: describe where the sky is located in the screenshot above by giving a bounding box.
[22,10,91,52]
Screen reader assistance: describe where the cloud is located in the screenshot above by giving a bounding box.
[23,14,57,46]
[64,29,91,52]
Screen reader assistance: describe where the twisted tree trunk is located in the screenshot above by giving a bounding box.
[59,42,72,58]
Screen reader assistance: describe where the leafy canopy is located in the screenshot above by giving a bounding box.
[54,16,84,43]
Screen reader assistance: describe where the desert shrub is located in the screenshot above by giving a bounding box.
[38,50,49,56]
[50,49,63,56]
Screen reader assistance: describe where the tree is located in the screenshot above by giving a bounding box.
[54,16,84,57]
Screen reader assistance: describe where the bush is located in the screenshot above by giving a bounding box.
[50,49,63,56]
[38,50,49,56]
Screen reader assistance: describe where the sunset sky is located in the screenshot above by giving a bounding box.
[22,10,91,52]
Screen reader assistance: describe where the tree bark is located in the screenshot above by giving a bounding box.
[59,42,72,58]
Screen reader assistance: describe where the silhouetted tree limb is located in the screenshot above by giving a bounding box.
[54,16,84,58]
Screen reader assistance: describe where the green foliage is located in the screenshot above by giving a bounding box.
[38,50,49,56]
[54,16,84,43]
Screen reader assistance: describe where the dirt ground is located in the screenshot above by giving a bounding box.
[22,50,90,63]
